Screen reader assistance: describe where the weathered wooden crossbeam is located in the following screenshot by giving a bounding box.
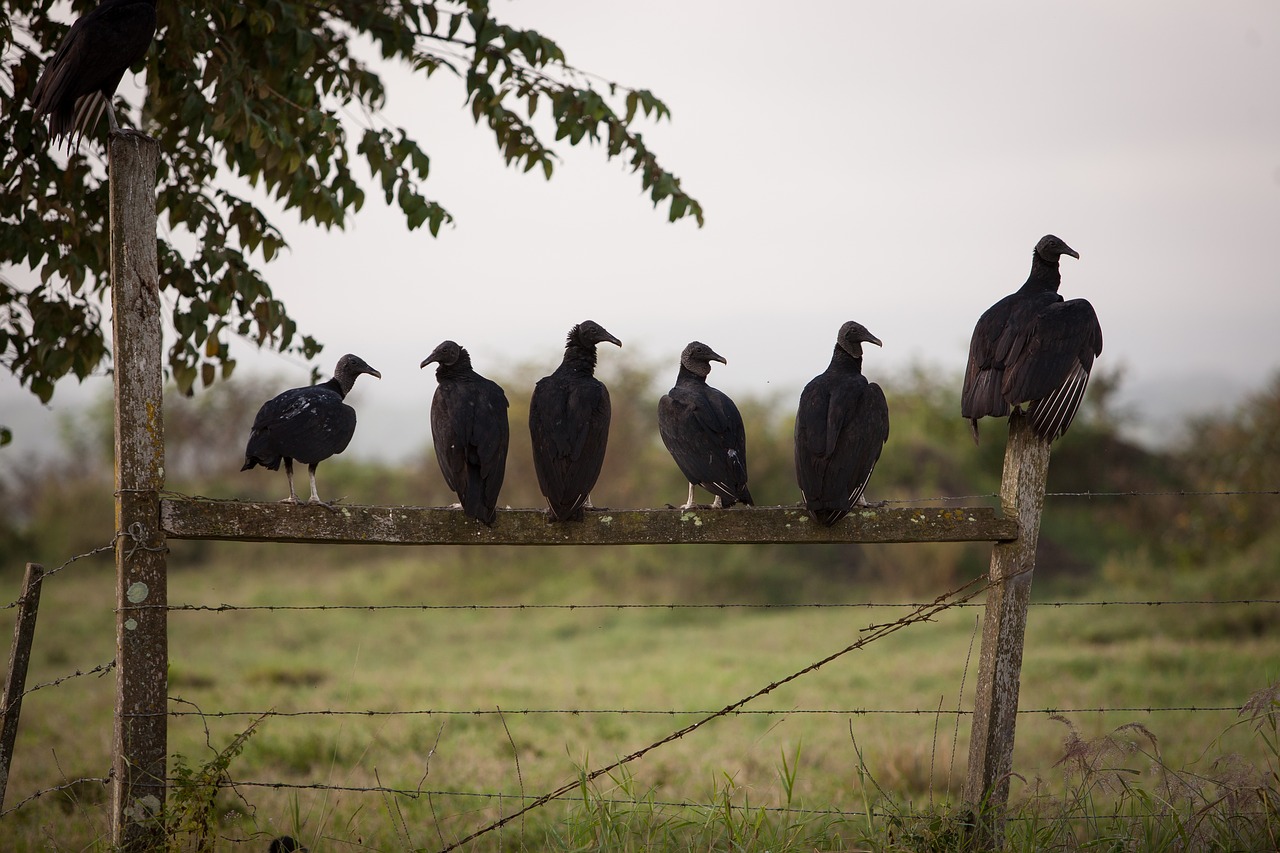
[159,500,1017,546]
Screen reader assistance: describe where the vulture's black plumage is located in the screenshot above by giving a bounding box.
[658,342,754,509]
[961,235,1103,443]
[268,838,307,853]
[528,320,622,521]
[794,321,890,526]
[31,0,157,148]
[241,354,381,505]
[421,340,510,526]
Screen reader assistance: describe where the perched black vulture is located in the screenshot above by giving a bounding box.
[961,235,1103,443]
[241,354,381,506]
[421,340,510,526]
[658,342,754,509]
[528,320,622,521]
[794,321,890,526]
[31,0,158,148]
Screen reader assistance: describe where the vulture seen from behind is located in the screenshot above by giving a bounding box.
[31,0,158,148]
[528,320,622,521]
[241,354,381,506]
[794,321,890,526]
[658,341,754,509]
[421,340,510,526]
[961,235,1103,443]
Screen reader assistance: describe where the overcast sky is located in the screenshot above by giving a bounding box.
[3,0,1279,462]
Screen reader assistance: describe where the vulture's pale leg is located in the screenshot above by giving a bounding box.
[280,458,300,504]
[679,483,697,511]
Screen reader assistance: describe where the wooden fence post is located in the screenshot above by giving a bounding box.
[963,413,1050,846]
[0,563,45,811]
[110,132,167,852]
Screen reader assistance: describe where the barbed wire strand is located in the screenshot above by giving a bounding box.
[155,598,1280,614]
[1,660,115,714]
[0,539,117,611]
[0,776,111,819]
[165,704,1245,720]
[1,518,167,612]
[428,570,997,852]
[204,780,1271,827]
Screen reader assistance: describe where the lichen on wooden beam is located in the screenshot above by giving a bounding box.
[160,499,1017,546]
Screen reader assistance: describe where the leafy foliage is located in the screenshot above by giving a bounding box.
[0,1,702,401]
[167,715,265,852]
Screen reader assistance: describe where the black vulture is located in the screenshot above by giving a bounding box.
[961,235,1103,443]
[268,838,307,853]
[794,321,890,526]
[421,340,510,526]
[241,354,381,506]
[31,0,158,148]
[528,320,622,521]
[658,341,754,509]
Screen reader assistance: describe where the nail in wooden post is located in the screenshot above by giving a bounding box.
[110,132,167,852]
[963,413,1050,846]
[0,562,45,811]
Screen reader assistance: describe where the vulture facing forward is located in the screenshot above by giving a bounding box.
[794,321,890,526]
[658,342,754,509]
[528,321,622,522]
[241,354,381,506]
[961,235,1103,443]
[421,340,510,526]
[31,0,158,148]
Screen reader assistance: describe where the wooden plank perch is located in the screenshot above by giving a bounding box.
[160,501,1017,546]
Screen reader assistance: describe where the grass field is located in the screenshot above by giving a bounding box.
[1,541,1278,851]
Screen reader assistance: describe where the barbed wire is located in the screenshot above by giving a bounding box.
[12,660,114,704]
[155,597,1280,614]
[433,571,1004,851]
[0,519,167,612]
[216,778,878,818]
[0,776,111,819]
[0,538,117,611]
[203,780,1272,825]
[161,704,1245,720]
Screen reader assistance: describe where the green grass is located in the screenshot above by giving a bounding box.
[1,547,1277,850]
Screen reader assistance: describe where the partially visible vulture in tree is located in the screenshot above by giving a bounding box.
[961,235,1103,443]
[658,342,754,509]
[241,354,381,506]
[794,321,890,526]
[421,340,510,526]
[528,320,622,522]
[31,0,158,149]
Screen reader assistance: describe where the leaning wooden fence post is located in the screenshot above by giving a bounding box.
[964,413,1050,846]
[0,562,45,811]
[110,132,167,852]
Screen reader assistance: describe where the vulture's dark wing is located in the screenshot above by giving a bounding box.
[246,387,355,465]
[530,376,611,518]
[796,376,889,524]
[962,292,1060,421]
[565,380,611,498]
[838,382,890,508]
[433,377,509,523]
[466,378,511,518]
[430,385,466,495]
[659,386,749,497]
[32,0,157,143]
[1005,298,1103,441]
[472,377,511,484]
